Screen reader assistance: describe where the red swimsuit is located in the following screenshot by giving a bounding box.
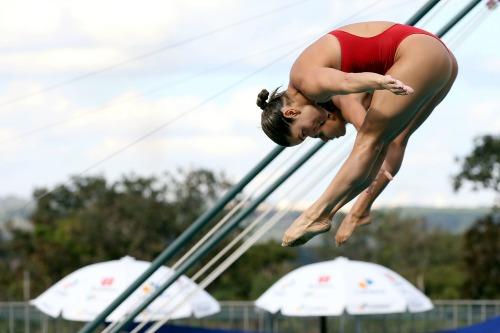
[329,24,447,74]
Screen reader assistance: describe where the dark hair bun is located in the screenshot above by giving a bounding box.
[256,89,269,110]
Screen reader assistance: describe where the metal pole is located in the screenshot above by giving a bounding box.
[406,0,441,26]
[107,141,326,333]
[24,271,30,333]
[453,303,458,328]
[78,145,284,333]
[320,316,327,333]
[9,303,14,333]
[436,0,483,37]
[244,306,249,330]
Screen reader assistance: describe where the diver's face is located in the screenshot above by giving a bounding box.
[282,104,327,146]
[317,112,347,142]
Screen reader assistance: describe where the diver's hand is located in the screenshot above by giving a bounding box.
[379,75,414,95]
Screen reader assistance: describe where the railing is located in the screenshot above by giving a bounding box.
[0,300,499,333]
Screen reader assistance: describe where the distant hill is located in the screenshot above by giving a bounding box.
[0,196,34,238]
[386,206,490,233]
[246,206,491,247]
[0,195,490,242]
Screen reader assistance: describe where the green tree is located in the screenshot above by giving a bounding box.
[3,169,231,300]
[461,214,500,299]
[453,134,500,200]
[368,211,463,298]
[207,241,298,300]
[453,133,500,299]
[420,230,464,299]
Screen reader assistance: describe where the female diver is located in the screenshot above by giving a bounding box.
[256,21,458,246]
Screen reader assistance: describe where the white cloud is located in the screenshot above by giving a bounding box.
[86,135,256,162]
[0,129,14,142]
[67,0,178,47]
[67,0,239,48]
[60,85,265,137]
[0,48,127,74]
[184,87,263,132]
[63,93,200,131]
[50,91,239,137]
[0,80,72,116]
[0,0,64,46]
[0,81,50,110]
[483,57,500,74]
[471,100,500,132]
[374,191,413,207]
[0,129,21,155]
[275,199,313,211]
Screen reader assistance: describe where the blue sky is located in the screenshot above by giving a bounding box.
[0,0,499,209]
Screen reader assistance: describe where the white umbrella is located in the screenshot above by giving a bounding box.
[31,256,220,322]
[255,256,433,316]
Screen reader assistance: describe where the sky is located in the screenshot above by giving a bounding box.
[0,0,499,210]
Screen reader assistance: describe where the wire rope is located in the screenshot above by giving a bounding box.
[99,143,309,333]
[418,0,450,28]
[0,37,307,146]
[143,135,354,333]
[0,0,317,108]
[447,5,490,49]
[27,0,385,212]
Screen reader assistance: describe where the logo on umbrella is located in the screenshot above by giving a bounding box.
[358,278,374,289]
[318,275,331,284]
[62,279,78,289]
[142,281,161,294]
[100,277,114,287]
[384,272,397,283]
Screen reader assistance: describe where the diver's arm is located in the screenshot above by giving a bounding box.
[334,94,366,130]
[292,67,412,102]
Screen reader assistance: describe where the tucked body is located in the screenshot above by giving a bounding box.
[256,21,457,246]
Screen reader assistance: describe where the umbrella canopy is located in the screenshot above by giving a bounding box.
[31,256,220,322]
[255,257,433,316]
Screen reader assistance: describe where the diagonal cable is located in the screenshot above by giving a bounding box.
[447,5,490,49]
[143,137,354,333]
[100,143,308,333]
[0,38,307,146]
[27,42,306,209]
[1,0,414,146]
[28,0,386,211]
[0,0,316,108]
[419,0,451,28]
[98,1,492,327]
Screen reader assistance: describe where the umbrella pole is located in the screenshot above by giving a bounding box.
[269,313,274,333]
[319,316,327,333]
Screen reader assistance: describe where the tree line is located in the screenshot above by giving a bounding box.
[0,135,498,301]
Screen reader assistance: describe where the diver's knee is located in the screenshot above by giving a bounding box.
[355,133,386,158]
[391,135,408,151]
[359,106,399,145]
